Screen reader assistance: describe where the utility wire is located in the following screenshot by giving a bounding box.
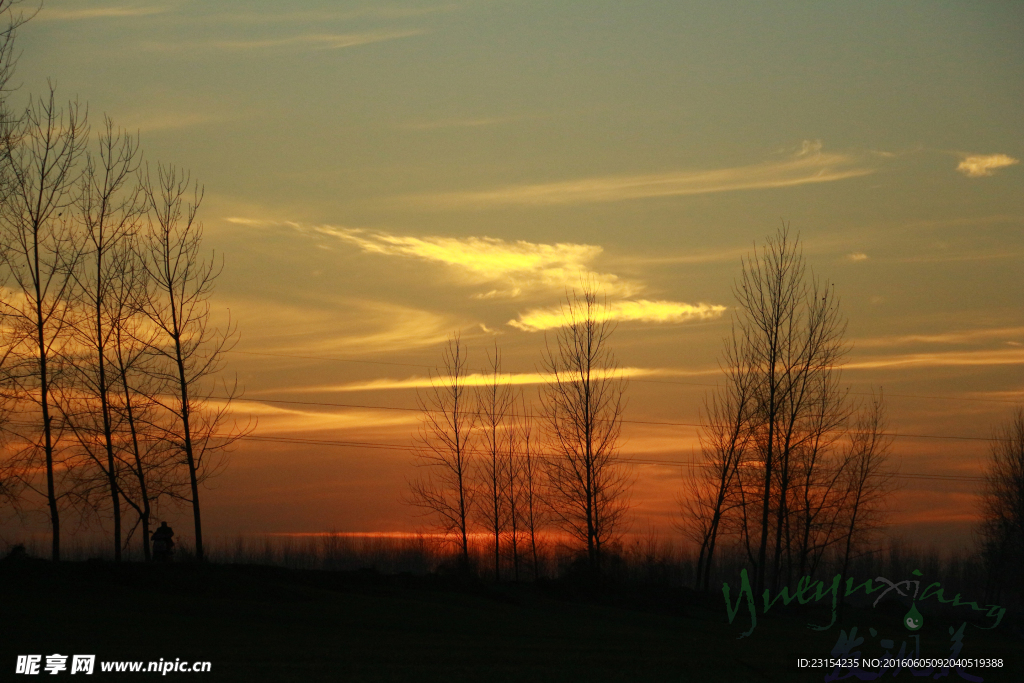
[235,433,987,483]
[227,349,1023,405]
[218,395,1011,443]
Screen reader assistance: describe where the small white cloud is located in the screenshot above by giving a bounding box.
[847,252,868,262]
[509,299,726,332]
[956,154,1019,178]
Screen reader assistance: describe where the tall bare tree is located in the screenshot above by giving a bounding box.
[511,395,545,580]
[686,224,895,597]
[0,1,30,511]
[139,163,241,561]
[979,407,1024,603]
[109,261,180,561]
[731,224,849,595]
[835,393,895,614]
[0,87,87,561]
[540,285,629,574]
[476,342,513,580]
[684,331,755,591]
[65,117,143,561]
[408,335,477,571]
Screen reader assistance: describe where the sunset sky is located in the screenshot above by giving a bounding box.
[15,0,1023,549]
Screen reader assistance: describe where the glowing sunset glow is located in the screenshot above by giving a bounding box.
[2,1,1020,558]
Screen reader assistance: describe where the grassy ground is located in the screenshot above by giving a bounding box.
[1,558,1020,682]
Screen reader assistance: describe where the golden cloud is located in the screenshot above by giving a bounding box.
[297,366,719,393]
[316,226,641,298]
[224,401,417,435]
[509,299,726,332]
[956,154,1020,178]
[853,326,1024,348]
[847,348,1024,370]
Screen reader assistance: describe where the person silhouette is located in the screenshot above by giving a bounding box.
[152,522,175,562]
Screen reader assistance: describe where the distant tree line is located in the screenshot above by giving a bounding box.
[0,2,243,562]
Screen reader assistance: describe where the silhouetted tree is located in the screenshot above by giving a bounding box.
[0,3,28,510]
[540,285,629,574]
[0,86,87,561]
[408,335,477,572]
[684,331,755,591]
[512,396,545,580]
[979,407,1024,603]
[476,342,513,580]
[687,224,893,595]
[65,117,143,561]
[732,224,848,594]
[836,393,895,615]
[139,163,242,561]
[110,253,187,561]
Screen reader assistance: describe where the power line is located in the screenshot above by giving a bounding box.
[220,395,1009,443]
[227,349,1023,406]
[229,349,433,370]
[233,433,987,483]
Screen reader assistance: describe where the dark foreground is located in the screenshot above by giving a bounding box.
[1,558,1020,682]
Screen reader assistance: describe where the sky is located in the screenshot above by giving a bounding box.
[11,0,1024,550]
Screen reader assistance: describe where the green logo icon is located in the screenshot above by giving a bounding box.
[904,602,923,631]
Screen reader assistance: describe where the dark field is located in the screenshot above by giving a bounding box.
[1,558,1020,682]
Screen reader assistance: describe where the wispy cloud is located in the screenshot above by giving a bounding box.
[400,115,532,131]
[854,326,1024,349]
[119,110,226,132]
[143,30,424,53]
[409,143,874,209]
[509,300,726,332]
[847,348,1024,370]
[201,5,456,24]
[956,153,1020,178]
[227,219,730,330]
[211,30,425,51]
[846,252,868,262]
[295,367,692,393]
[233,402,418,435]
[222,296,454,356]
[314,226,641,298]
[38,4,173,21]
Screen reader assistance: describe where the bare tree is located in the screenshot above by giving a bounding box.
[139,163,242,561]
[476,342,513,580]
[540,285,630,574]
[0,86,87,561]
[64,116,143,561]
[408,335,477,572]
[686,224,893,597]
[109,264,181,561]
[979,407,1024,603]
[835,393,896,615]
[730,224,848,595]
[684,331,755,591]
[513,396,545,580]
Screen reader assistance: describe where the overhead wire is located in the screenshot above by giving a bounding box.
[234,434,988,484]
